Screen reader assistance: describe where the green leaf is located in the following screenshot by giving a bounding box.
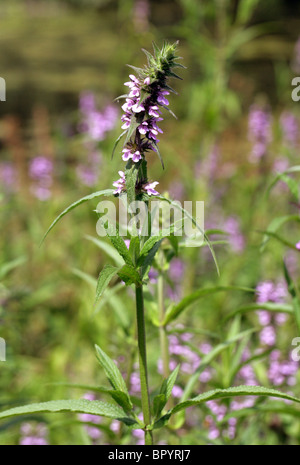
[258,230,297,251]
[160,365,180,402]
[153,386,300,428]
[260,215,300,252]
[283,261,300,334]
[222,402,300,423]
[164,286,255,326]
[153,394,167,419]
[117,264,142,286]
[85,235,125,267]
[109,390,133,414]
[125,164,139,208]
[0,399,128,421]
[111,130,127,160]
[224,302,293,323]
[0,256,27,281]
[95,345,129,398]
[95,265,121,306]
[40,189,114,245]
[267,165,300,197]
[277,173,299,200]
[236,0,260,25]
[157,195,219,275]
[179,330,256,407]
[129,236,140,266]
[71,268,97,287]
[152,142,164,169]
[124,118,140,147]
[51,383,140,407]
[99,221,133,267]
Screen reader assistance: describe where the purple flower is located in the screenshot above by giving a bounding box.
[113,171,126,195]
[143,181,159,196]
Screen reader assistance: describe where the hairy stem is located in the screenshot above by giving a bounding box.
[135,284,153,445]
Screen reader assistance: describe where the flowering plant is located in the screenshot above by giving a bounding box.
[1,42,300,446]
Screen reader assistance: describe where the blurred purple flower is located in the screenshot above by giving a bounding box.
[0,162,16,192]
[29,156,53,201]
[280,112,298,147]
[224,216,245,253]
[259,325,276,346]
[133,0,150,32]
[292,36,300,73]
[78,393,102,441]
[79,92,118,142]
[19,423,48,446]
[76,151,102,187]
[248,105,272,163]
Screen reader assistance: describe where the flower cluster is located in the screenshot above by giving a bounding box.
[113,42,182,197]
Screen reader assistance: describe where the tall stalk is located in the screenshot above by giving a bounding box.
[135,283,153,445]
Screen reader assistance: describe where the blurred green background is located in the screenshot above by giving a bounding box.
[1,0,300,445]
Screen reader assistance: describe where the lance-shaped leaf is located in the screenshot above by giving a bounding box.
[164,286,255,326]
[0,399,132,423]
[117,264,142,286]
[95,265,121,306]
[153,386,300,429]
[125,163,139,208]
[152,142,164,169]
[224,302,293,323]
[283,261,300,334]
[100,221,133,267]
[85,235,125,267]
[95,345,129,395]
[260,215,300,252]
[111,130,127,160]
[156,195,219,275]
[267,165,300,197]
[40,189,114,245]
[153,365,180,419]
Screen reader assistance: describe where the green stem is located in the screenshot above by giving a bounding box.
[135,284,153,445]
